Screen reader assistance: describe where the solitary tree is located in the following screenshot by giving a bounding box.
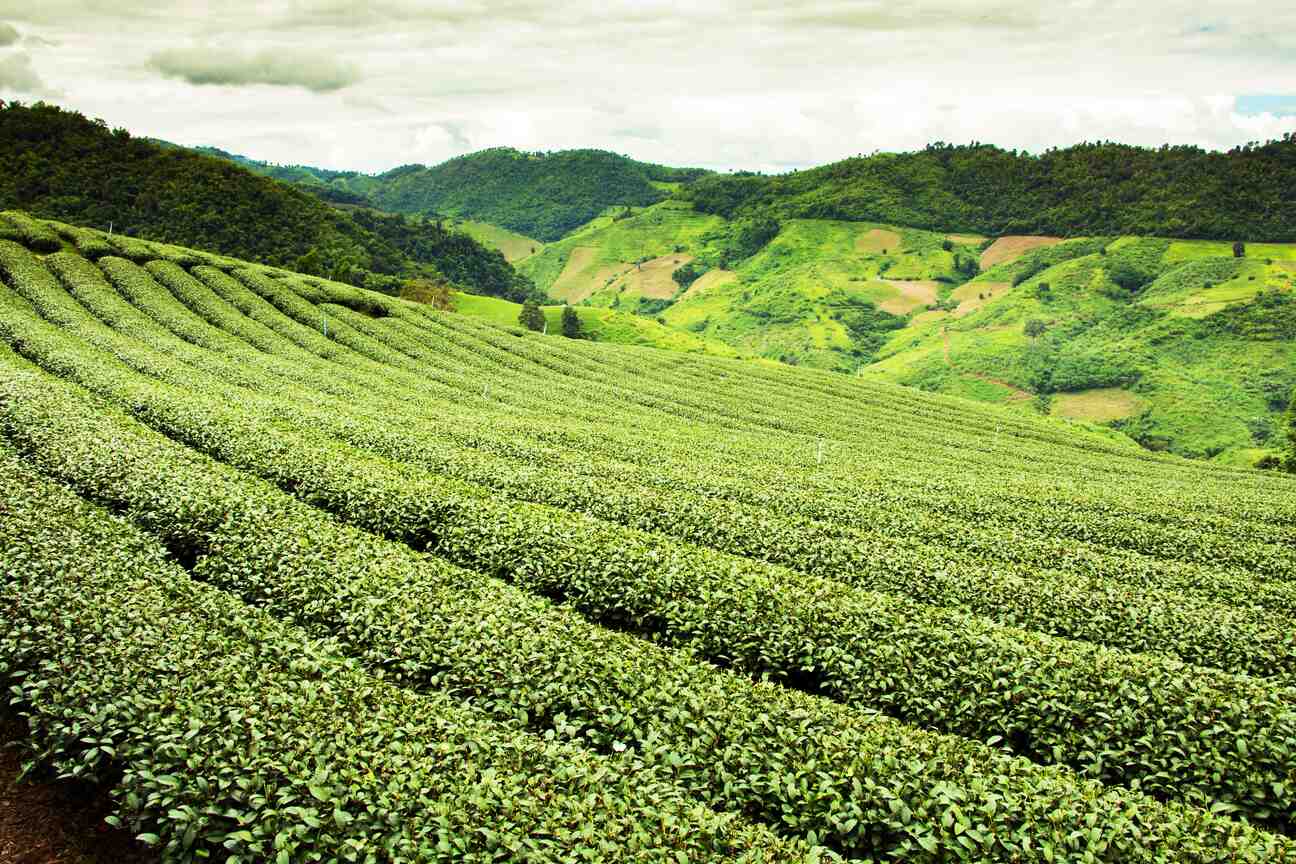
[1233,241,1246,259]
[518,298,546,332]
[561,304,583,339]
[1024,318,1048,340]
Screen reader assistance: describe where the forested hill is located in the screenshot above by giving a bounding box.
[192,145,712,242]
[682,138,1296,241]
[0,102,535,301]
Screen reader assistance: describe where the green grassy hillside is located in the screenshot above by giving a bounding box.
[684,137,1296,241]
[523,202,985,369]
[867,236,1296,463]
[1,223,1295,860]
[449,217,544,263]
[451,289,738,357]
[524,200,1293,463]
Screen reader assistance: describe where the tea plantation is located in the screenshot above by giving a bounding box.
[1,212,1294,863]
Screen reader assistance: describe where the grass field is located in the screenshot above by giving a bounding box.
[1,216,1295,862]
[450,217,543,263]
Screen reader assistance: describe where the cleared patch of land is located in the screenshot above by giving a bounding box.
[454,219,543,263]
[951,281,1010,318]
[1052,388,1142,423]
[877,279,939,314]
[614,254,694,299]
[551,247,621,304]
[980,236,1063,270]
[681,268,737,300]
[946,234,986,246]
[856,228,902,255]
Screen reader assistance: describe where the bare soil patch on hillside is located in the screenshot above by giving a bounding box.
[856,229,902,255]
[945,234,986,246]
[877,279,939,314]
[682,268,737,300]
[1052,388,1142,423]
[951,281,1010,318]
[980,236,1062,270]
[551,247,618,303]
[616,255,694,299]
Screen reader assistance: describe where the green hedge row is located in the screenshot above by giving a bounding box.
[0,267,1293,836]
[0,353,1290,863]
[0,447,799,864]
[298,302,1296,677]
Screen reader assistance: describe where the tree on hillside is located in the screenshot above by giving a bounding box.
[561,304,583,339]
[1234,241,1246,258]
[1024,318,1048,340]
[518,298,546,332]
[295,247,324,276]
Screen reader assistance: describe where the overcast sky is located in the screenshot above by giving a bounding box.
[0,1,1293,174]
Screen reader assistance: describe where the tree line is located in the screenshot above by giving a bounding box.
[681,138,1296,242]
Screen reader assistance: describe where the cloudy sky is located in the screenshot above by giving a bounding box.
[0,1,1293,174]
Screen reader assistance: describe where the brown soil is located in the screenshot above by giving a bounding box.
[979,236,1062,271]
[614,255,694,299]
[855,229,902,255]
[0,718,153,864]
[877,279,939,314]
[945,234,985,246]
[951,281,1010,318]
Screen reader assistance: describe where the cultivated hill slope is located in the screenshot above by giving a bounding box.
[193,143,711,242]
[683,137,1296,241]
[0,102,536,301]
[1,221,1295,860]
[868,235,1296,462]
[525,200,1294,463]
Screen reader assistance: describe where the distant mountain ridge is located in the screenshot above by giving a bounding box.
[682,138,1296,242]
[187,144,712,242]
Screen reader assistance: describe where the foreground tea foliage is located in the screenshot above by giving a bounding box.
[0,218,1294,861]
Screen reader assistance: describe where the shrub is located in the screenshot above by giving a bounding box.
[1023,318,1048,339]
[1234,240,1246,258]
[561,303,583,338]
[518,298,546,331]
[672,261,709,290]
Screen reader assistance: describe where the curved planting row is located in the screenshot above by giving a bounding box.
[1,354,1292,863]
[0,447,797,864]
[1,284,1293,835]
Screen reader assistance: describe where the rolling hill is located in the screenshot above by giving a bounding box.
[192,143,712,242]
[518,197,1293,464]
[2,219,1296,860]
[0,102,535,301]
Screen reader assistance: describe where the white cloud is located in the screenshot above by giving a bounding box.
[148,46,359,92]
[0,52,57,96]
[4,1,1292,172]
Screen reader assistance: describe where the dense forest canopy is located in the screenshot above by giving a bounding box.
[192,144,712,242]
[0,102,535,300]
[681,138,1296,241]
